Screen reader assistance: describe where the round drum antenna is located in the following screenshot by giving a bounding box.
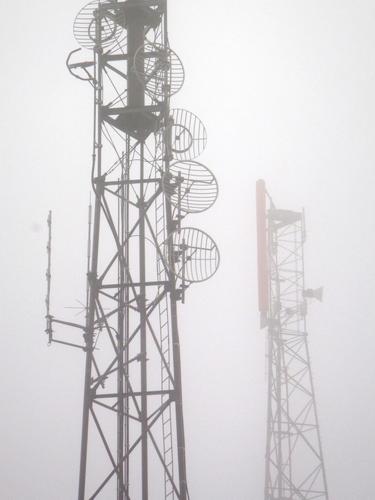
[162,160,218,214]
[134,42,185,100]
[164,227,220,283]
[74,0,126,50]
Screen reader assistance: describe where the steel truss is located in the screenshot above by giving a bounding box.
[256,180,329,500]
[45,1,219,499]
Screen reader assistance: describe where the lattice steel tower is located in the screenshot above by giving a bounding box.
[256,180,329,500]
[45,2,219,498]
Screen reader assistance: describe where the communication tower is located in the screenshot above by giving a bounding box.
[45,1,219,498]
[256,180,329,500]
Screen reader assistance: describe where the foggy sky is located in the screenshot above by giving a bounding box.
[1,0,375,498]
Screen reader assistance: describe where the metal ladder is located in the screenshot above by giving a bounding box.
[155,188,175,500]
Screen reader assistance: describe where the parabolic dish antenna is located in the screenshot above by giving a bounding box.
[162,160,218,214]
[164,227,220,283]
[74,0,126,50]
[170,109,207,160]
[134,42,185,100]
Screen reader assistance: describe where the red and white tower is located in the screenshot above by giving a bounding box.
[256,179,329,500]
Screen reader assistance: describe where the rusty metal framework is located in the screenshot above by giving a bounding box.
[45,2,219,499]
[256,180,329,500]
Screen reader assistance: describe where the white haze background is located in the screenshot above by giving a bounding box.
[1,0,375,498]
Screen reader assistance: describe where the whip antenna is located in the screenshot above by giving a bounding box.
[45,210,52,343]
